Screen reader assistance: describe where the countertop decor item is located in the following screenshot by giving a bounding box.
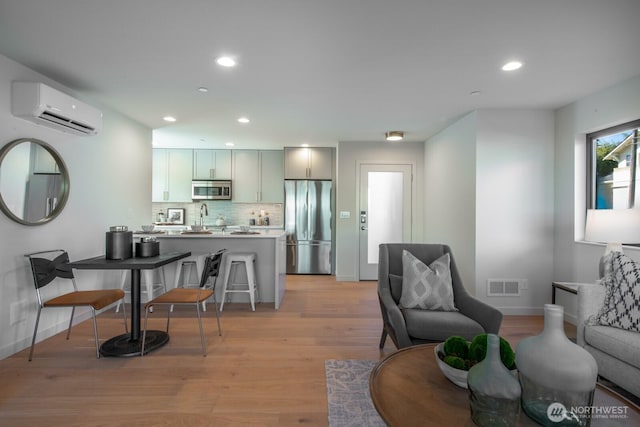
[135,237,159,258]
[435,334,516,389]
[467,333,521,427]
[166,208,185,224]
[516,304,598,426]
[106,225,133,260]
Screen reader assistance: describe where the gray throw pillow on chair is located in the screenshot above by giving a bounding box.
[399,250,457,311]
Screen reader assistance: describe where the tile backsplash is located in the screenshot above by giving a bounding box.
[152,201,283,227]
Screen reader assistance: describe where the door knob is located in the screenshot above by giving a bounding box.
[361,226,367,231]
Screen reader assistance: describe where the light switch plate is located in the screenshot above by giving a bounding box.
[339,211,350,219]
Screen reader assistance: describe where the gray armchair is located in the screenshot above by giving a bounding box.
[378,243,502,349]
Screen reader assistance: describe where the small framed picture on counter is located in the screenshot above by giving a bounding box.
[167,208,185,224]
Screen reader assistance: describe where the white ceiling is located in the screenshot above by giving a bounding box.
[1,0,639,150]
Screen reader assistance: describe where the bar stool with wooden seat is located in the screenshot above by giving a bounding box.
[219,252,258,311]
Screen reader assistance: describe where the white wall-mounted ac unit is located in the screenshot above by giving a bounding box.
[11,81,102,136]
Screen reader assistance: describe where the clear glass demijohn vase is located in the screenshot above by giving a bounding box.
[467,333,521,427]
[516,304,598,426]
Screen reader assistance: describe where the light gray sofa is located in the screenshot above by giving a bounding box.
[576,283,640,398]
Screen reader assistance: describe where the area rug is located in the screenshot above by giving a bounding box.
[325,359,385,427]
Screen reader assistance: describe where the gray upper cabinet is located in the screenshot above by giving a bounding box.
[232,150,284,203]
[152,149,193,202]
[193,149,232,180]
[284,147,333,179]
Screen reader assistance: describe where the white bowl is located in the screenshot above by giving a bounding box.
[191,225,204,232]
[434,342,469,388]
[141,225,155,232]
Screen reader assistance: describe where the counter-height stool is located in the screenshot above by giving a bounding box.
[116,268,167,313]
[219,252,258,311]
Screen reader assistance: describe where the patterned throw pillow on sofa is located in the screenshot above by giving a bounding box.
[399,250,457,311]
[593,252,640,333]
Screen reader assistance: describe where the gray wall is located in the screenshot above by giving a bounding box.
[334,141,424,281]
[423,112,477,294]
[0,53,152,359]
[553,75,640,283]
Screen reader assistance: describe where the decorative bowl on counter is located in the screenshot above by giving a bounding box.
[141,225,155,232]
[191,225,205,232]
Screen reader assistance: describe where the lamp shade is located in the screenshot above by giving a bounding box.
[584,209,640,244]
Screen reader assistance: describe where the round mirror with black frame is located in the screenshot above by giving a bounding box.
[0,138,70,226]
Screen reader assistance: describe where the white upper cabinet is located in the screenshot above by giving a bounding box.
[232,150,284,203]
[193,149,232,180]
[284,147,333,179]
[152,149,193,202]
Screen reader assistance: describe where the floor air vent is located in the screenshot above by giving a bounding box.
[487,279,523,296]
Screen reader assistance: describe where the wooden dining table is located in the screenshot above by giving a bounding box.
[68,251,191,357]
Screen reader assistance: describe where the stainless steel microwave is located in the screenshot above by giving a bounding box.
[191,180,232,200]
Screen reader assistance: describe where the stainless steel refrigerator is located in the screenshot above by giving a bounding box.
[285,180,332,274]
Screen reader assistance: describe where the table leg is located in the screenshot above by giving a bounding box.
[99,268,169,357]
[131,268,141,341]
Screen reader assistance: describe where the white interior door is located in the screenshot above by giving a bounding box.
[358,164,412,280]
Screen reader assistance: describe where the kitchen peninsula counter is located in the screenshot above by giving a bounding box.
[138,230,286,309]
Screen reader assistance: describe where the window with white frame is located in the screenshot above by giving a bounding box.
[587,119,640,209]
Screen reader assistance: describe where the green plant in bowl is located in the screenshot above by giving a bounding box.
[436,334,516,388]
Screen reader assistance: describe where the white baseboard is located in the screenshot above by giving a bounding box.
[496,306,578,325]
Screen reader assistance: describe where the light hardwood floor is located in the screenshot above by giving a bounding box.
[0,275,571,426]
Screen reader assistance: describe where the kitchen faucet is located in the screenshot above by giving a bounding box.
[200,203,208,226]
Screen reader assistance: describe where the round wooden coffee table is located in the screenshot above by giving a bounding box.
[369,344,640,427]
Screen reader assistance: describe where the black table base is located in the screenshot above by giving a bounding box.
[99,330,169,357]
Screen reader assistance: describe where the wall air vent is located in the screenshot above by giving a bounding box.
[487,279,524,296]
[11,81,102,136]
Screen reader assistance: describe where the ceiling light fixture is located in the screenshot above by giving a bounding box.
[502,61,523,71]
[197,87,208,93]
[225,142,234,147]
[385,131,404,142]
[216,56,236,67]
[163,116,177,122]
[301,143,310,147]
[237,117,250,124]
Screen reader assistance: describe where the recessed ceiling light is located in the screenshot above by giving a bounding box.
[216,56,236,67]
[197,87,208,93]
[237,117,250,124]
[225,142,234,147]
[163,116,177,122]
[502,61,523,71]
[385,131,404,142]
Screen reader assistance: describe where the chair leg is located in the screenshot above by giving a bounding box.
[379,329,387,349]
[195,302,207,356]
[91,308,100,359]
[141,306,150,356]
[121,298,128,334]
[28,306,42,361]
[116,270,128,313]
[212,295,222,336]
[66,306,76,340]
[166,306,172,332]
